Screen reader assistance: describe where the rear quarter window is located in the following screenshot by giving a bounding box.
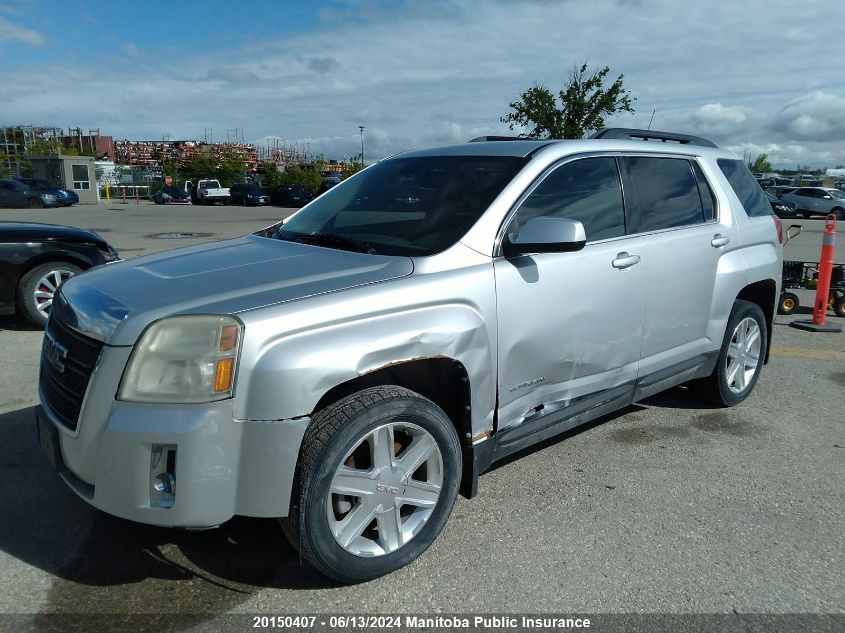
[717,159,772,218]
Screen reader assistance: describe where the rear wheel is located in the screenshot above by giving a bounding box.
[833,293,845,318]
[778,292,799,315]
[16,262,82,326]
[694,300,767,407]
[832,207,845,221]
[27,197,44,209]
[285,386,461,583]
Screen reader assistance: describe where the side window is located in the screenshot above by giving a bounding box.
[71,164,90,190]
[623,157,705,232]
[717,159,772,218]
[514,157,625,241]
[692,162,716,221]
[795,188,812,197]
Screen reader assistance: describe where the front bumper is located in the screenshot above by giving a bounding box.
[37,354,309,527]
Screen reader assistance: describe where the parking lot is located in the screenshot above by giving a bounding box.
[0,203,843,627]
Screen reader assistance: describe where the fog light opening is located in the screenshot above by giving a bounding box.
[150,444,177,508]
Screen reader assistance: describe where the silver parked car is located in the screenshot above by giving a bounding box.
[779,187,845,219]
[35,128,782,583]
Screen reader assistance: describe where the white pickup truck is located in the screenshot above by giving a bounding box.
[185,179,230,205]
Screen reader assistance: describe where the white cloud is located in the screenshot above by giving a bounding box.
[772,92,845,142]
[1,0,845,167]
[0,16,43,47]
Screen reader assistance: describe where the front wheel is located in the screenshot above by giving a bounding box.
[832,207,845,221]
[16,262,82,326]
[694,300,768,407]
[27,197,44,209]
[286,386,461,583]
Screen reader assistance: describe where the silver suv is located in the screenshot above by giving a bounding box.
[35,128,782,582]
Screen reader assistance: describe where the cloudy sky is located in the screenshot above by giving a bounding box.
[1,0,844,168]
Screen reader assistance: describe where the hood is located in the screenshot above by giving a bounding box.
[0,222,108,248]
[57,234,414,346]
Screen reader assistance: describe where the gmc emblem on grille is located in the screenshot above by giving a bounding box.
[42,331,69,373]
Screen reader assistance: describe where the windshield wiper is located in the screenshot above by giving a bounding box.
[279,231,379,255]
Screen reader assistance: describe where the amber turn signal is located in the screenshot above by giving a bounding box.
[213,358,235,393]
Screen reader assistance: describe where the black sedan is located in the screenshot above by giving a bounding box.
[271,185,315,208]
[153,186,192,205]
[0,180,63,209]
[231,183,271,206]
[764,190,797,218]
[0,223,119,326]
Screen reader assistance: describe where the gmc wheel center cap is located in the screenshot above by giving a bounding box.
[374,466,407,502]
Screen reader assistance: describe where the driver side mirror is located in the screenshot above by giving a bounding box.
[502,217,586,258]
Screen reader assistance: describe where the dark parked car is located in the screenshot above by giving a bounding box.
[17,178,79,206]
[766,185,798,198]
[271,185,315,207]
[764,191,797,218]
[153,186,192,205]
[230,183,271,206]
[320,176,342,193]
[0,180,63,209]
[0,222,119,326]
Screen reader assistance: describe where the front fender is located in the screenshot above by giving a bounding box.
[234,264,498,438]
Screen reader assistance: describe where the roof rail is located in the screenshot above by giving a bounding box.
[467,135,529,143]
[590,128,718,148]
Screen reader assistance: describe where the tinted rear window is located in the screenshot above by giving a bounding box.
[717,159,772,218]
[624,157,704,233]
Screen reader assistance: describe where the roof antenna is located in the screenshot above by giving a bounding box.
[647,110,656,130]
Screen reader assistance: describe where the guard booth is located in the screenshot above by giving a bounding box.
[27,155,99,204]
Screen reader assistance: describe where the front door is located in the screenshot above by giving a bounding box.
[494,156,645,436]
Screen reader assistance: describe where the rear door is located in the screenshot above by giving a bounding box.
[620,155,734,385]
[494,156,645,435]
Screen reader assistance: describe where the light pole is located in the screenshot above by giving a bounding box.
[359,125,365,167]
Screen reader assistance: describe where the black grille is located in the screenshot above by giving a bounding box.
[39,313,104,431]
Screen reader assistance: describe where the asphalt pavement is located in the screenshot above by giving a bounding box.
[0,204,842,629]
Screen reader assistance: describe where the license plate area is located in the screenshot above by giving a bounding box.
[36,411,64,472]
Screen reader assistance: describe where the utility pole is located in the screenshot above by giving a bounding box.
[359,125,365,166]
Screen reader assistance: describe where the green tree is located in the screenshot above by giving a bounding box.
[0,150,10,178]
[750,153,772,173]
[341,158,364,179]
[501,61,636,139]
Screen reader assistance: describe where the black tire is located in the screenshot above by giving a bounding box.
[694,300,768,407]
[833,293,845,318]
[16,261,82,326]
[27,197,44,209]
[832,207,845,221]
[285,386,461,583]
[778,292,799,315]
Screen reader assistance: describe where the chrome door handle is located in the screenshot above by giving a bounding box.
[711,234,731,248]
[612,252,641,269]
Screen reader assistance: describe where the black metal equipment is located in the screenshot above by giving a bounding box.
[778,259,845,317]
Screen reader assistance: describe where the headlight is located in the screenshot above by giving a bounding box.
[119,315,242,403]
[100,246,120,263]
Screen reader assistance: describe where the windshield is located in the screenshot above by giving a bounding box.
[275,155,526,256]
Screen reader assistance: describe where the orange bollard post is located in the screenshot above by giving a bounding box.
[121,187,127,204]
[135,187,140,204]
[791,214,842,332]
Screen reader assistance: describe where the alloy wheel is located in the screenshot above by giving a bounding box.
[327,421,443,557]
[725,316,761,394]
[34,269,75,319]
